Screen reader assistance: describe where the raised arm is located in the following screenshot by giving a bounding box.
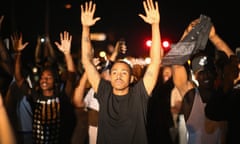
[11,32,29,87]
[209,24,234,58]
[55,31,75,72]
[0,15,3,30]
[55,31,76,97]
[172,64,194,97]
[35,36,42,65]
[108,40,127,62]
[0,93,16,144]
[73,57,102,107]
[72,72,88,108]
[45,36,57,63]
[173,18,200,96]
[0,15,13,76]
[139,0,162,95]
[81,1,101,93]
[35,36,57,66]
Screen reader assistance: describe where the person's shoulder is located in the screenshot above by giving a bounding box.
[100,78,111,85]
[98,78,112,92]
[183,87,196,101]
[131,78,143,86]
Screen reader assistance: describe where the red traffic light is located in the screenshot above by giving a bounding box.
[162,40,171,53]
[144,39,171,53]
[145,39,171,48]
[162,40,170,48]
[145,39,152,47]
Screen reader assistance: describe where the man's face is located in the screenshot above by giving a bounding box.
[110,62,131,91]
[195,69,215,89]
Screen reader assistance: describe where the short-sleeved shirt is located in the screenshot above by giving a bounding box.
[95,78,150,144]
[84,88,99,111]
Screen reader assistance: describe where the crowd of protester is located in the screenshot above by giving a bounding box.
[0,0,240,144]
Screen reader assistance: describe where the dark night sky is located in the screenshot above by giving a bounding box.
[1,0,240,59]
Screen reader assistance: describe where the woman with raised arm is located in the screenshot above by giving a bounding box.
[13,31,77,144]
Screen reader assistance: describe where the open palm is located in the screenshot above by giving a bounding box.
[139,0,160,25]
[81,1,101,27]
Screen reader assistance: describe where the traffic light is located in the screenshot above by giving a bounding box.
[145,39,152,48]
[145,39,171,53]
[162,40,170,48]
[162,40,171,53]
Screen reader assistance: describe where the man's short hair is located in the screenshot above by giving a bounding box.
[110,60,133,75]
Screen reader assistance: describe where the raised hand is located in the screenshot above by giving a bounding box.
[92,57,101,71]
[54,31,72,55]
[180,18,200,40]
[138,0,160,25]
[11,32,29,52]
[0,93,3,109]
[0,15,4,30]
[209,24,216,39]
[80,1,101,27]
[114,40,127,54]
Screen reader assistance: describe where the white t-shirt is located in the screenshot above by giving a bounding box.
[84,88,99,111]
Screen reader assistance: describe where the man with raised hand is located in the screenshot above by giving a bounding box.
[80,0,162,143]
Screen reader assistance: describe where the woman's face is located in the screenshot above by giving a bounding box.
[39,70,55,91]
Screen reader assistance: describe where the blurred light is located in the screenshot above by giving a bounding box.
[187,59,191,65]
[90,33,106,41]
[145,39,171,49]
[145,39,152,47]
[3,38,9,50]
[235,47,240,59]
[162,39,171,53]
[32,67,38,74]
[122,58,133,67]
[40,37,45,43]
[26,76,33,88]
[65,4,72,9]
[145,57,151,64]
[162,40,170,48]
[99,51,106,58]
